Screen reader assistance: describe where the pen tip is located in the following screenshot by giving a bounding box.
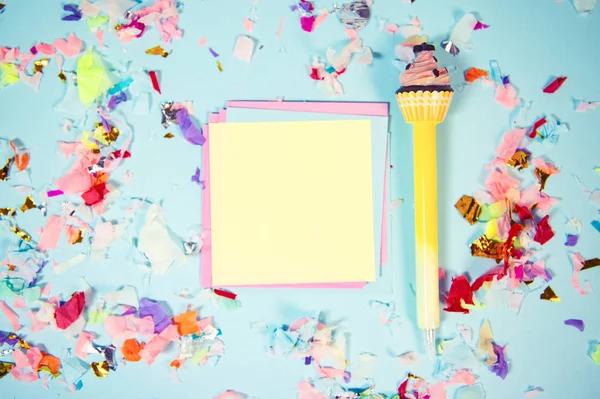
[425,329,436,359]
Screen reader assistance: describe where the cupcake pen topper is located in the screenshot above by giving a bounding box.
[396,42,453,357]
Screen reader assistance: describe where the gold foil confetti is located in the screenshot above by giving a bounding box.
[33,58,50,74]
[582,258,600,271]
[470,235,503,260]
[7,333,32,349]
[94,122,120,144]
[91,361,110,377]
[540,286,560,302]
[58,70,67,83]
[164,132,174,139]
[67,227,84,244]
[507,149,530,170]
[19,195,36,213]
[534,168,550,190]
[0,157,13,181]
[217,60,223,72]
[12,225,31,242]
[0,362,13,379]
[454,195,481,225]
[146,45,170,57]
[0,208,16,217]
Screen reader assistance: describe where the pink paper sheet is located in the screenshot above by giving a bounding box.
[202,102,390,288]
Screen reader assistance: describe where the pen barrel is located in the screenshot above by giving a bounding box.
[412,122,440,330]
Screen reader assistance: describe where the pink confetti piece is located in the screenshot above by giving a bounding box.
[0,300,21,331]
[571,253,588,295]
[198,38,208,46]
[47,189,64,197]
[277,17,284,39]
[474,21,490,30]
[95,30,105,48]
[243,18,254,33]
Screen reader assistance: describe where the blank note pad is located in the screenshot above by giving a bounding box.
[209,120,376,286]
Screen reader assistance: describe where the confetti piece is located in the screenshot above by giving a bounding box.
[540,286,560,302]
[0,301,20,331]
[591,344,600,365]
[146,45,169,58]
[148,70,161,94]
[575,100,599,112]
[198,38,208,46]
[233,35,255,62]
[54,292,85,329]
[564,319,585,331]
[582,258,600,271]
[217,60,223,72]
[533,215,555,245]
[464,67,488,82]
[208,47,219,57]
[454,195,481,224]
[213,289,237,300]
[444,275,474,313]
[543,76,567,93]
[591,220,600,233]
[565,234,579,246]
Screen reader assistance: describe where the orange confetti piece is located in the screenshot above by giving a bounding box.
[37,353,61,377]
[121,338,144,362]
[9,140,30,171]
[170,359,181,368]
[172,310,200,336]
[465,67,489,83]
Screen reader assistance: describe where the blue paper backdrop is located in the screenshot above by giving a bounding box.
[0,0,599,398]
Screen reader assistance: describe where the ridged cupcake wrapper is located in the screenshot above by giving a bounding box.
[396,90,454,123]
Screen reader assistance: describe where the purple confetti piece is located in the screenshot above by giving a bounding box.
[30,46,38,55]
[290,5,299,11]
[565,234,579,246]
[47,189,64,197]
[62,4,82,21]
[299,2,312,12]
[100,115,111,134]
[489,343,508,379]
[304,356,312,365]
[591,220,600,233]
[191,167,205,187]
[208,47,219,58]
[107,91,127,110]
[564,319,585,332]
[502,75,510,85]
[139,298,171,334]
[176,108,206,146]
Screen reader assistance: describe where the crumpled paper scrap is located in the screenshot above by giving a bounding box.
[137,204,185,274]
[54,291,85,330]
[139,298,171,334]
[53,33,84,58]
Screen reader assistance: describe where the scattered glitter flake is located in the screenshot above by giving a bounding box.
[164,132,174,138]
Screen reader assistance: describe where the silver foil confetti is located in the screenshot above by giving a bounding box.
[441,40,459,56]
[161,101,179,128]
[334,0,371,30]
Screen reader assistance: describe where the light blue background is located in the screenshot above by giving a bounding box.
[1,0,600,398]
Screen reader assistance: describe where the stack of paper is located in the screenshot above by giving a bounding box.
[202,101,390,288]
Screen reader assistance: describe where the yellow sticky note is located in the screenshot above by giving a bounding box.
[209,120,375,285]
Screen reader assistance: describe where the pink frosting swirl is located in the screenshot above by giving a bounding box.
[400,50,451,87]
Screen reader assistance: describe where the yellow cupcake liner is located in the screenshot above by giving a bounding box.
[396,90,454,124]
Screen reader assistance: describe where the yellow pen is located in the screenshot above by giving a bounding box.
[396,43,454,357]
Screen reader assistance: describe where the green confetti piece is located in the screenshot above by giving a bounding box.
[88,309,111,324]
[76,48,114,106]
[87,15,109,31]
[190,347,209,364]
[0,63,20,88]
[592,344,600,365]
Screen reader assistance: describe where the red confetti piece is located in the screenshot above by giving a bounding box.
[529,117,547,138]
[534,215,555,245]
[514,204,533,221]
[111,150,131,159]
[443,275,474,313]
[471,266,504,292]
[81,183,109,206]
[213,289,237,300]
[148,70,161,94]
[542,76,567,94]
[309,67,322,80]
[54,291,85,330]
